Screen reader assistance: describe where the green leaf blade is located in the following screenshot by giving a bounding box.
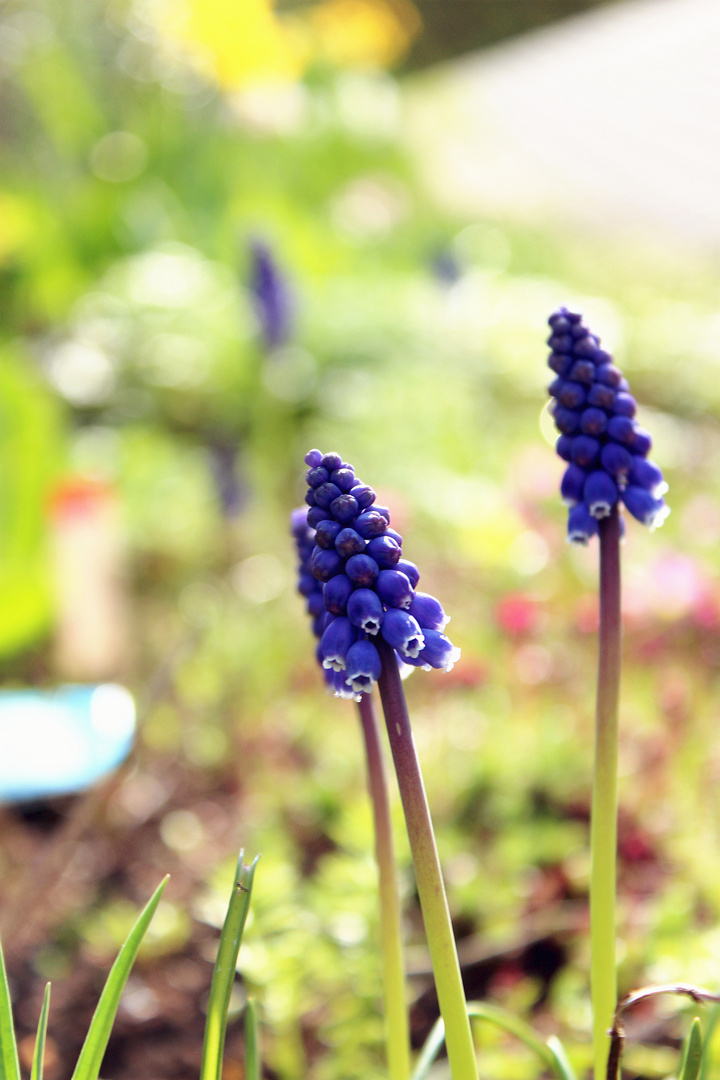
[244,998,260,1080]
[680,1017,703,1080]
[411,1002,576,1080]
[0,937,21,1080]
[466,1001,557,1072]
[30,984,51,1080]
[200,852,259,1080]
[545,1034,578,1080]
[70,875,169,1080]
[410,1017,445,1080]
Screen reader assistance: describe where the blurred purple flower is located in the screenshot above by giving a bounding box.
[431,248,462,286]
[208,440,245,519]
[248,238,293,350]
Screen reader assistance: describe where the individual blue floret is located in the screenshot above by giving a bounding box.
[345,640,383,694]
[584,471,619,520]
[325,666,358,700]
[346,553,380,587]
[561,463,587,506]
[347,589,385,634]
[292,451,461,697]
[335,528,366,558]
[323,574,355,616]
[556,435,574,462]
[366,535,401,568]
[408,592,449,632]
[570,435,600,468]
[380,609,425,659]
[315,519,343,549]
[627,456,667,496]
[396,559,419,587]
[621,486,670,530]
[376,569,414,610]
[567,502,599,545]
[320,617,357,672]
[403,629,461,672]
[354,511,388,539]
[546,308,669,540]
[600,443,633,483]
[310,546,344,582]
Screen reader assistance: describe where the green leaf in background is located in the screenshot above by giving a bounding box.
[0,937,21,1080]
[69,876,169,1080]
[0,350,65,659]
[409,1014,445,1080]
[30,984,51,1080]
[244,998,261,1080]
[699,1005,719,1080]
[200,852,260,1080]
[680,1017,703,1080]
[410,1000,577,1080]
[545,1034,578,1080]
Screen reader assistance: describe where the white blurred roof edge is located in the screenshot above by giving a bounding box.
[403,0,720,253]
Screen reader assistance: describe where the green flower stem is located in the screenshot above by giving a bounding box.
[357,693,411,1080]
[376,638,478,1080]
[591,506,622,1080]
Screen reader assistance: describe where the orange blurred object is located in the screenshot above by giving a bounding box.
[49,477,131,682]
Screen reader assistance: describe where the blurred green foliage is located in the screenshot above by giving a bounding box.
[3,1,720,1078]
[0,350,62,655]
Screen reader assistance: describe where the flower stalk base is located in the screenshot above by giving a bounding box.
[591,506,622,1080]
[357,693,411,1080]
[376,638,478,1080]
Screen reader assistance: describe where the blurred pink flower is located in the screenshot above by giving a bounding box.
[495,593,539,636]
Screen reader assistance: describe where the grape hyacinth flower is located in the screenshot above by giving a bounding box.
[293,452,477,1080]
[292,450,460,701]
[546,308,670,1080]
[292,488,412,1080]
[546,307,669,544]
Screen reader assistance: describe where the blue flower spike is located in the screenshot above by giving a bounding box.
[292,450,461,699]
[546,308,669,541]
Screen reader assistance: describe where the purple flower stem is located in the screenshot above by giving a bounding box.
[376,638,478,1080]
[591,505,622,1080]
[356,693,411,1080]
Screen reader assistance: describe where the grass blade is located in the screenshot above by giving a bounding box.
[680,1018,703,1080]
[466,1002,561,1075]
[30,984,51,1080]
[411,1001,576,1080]
[545,1034,578,1080]
[699,1004,718,1080]
[410,1017,445,1080]
[70,875,169,1080]
[200,852,259,1080]
[244,998,260,1080]
[0,937,21,1080]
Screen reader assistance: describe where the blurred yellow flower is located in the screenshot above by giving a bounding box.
[155,0,306,88]
[307,0,422,68]
[150,0,421,90]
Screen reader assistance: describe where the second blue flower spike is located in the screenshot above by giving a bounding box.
[547,307,669,542]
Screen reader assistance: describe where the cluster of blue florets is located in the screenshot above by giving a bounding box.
[547,307,669,543]
[291,450,460,700]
